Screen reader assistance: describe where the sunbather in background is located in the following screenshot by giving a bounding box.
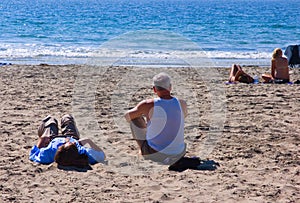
[262,48,290,83]
[228,64,254,84]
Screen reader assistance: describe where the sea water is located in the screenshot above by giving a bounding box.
[0,0,299,67]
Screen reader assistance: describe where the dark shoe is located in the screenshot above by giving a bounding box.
[38,115,58,137]
[168,157,201,172]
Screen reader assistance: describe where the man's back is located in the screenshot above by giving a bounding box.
[146,97,185,155]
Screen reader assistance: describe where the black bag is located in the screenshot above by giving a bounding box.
[168,157,220,172]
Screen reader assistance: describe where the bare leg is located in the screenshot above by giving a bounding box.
[262,74,273,83]
[130,116,147,149]
[229,64,238,82]
[229,64,243,82]
[235,69,245,80]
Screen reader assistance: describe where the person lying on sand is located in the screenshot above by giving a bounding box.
[262,48,290,84]
[228,64,254,84]
[29,114,106,168]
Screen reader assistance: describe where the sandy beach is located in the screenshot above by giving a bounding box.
[0,64,299,203]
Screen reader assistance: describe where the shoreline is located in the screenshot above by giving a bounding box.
[0,64,299,202]
[1,55,271,68]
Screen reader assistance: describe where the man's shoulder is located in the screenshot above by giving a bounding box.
[140,98,155,105]
[136,99,154,110]
[176,97,185,101]
[177,98,187,104]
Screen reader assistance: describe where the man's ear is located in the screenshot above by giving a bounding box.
[153,86,157,93]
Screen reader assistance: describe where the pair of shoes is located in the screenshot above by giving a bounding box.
[61,114,80,139]
[38,115,59,138]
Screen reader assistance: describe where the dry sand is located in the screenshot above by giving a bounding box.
[0,64,299,203]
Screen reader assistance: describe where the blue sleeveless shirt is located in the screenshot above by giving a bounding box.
[146,97,185,155]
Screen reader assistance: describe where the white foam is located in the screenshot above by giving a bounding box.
[0,43,271,66]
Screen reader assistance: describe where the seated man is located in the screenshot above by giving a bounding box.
[29,114,106,168]
[124,72,187,165]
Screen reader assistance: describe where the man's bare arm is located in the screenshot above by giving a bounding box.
[124,99,154,122]
[179,99,188,118]
[79,138,106,159]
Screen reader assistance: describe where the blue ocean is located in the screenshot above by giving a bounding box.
[0,0,299,67]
